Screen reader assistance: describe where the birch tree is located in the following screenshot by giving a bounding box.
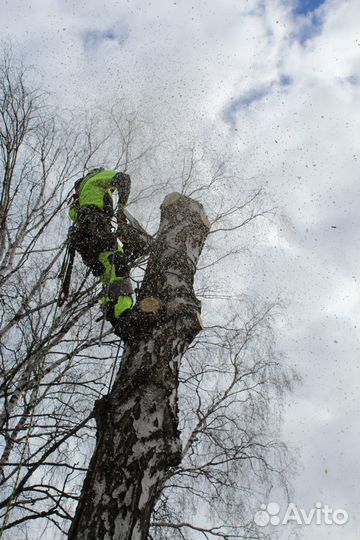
[0,48,297,540]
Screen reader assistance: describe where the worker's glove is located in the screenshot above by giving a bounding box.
[114,172,131,206]
[115,171,130,183]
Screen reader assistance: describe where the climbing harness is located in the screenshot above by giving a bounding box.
[57,228,76,307]
[108,339,123,390]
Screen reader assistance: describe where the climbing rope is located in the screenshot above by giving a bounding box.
[108,339,123,391]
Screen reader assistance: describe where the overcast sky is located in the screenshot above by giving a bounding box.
[1,0,359,538]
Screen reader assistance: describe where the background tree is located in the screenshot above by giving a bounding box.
[0,48,297,540]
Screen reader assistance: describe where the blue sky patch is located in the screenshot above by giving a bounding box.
[284,0,326,44]
[346,74,359,85]
[279,74,293,86]
[291,0,326,16]
[223,85,271,125]
[82,27,128,49]
[223,75,293,126]
[297,14,323,43]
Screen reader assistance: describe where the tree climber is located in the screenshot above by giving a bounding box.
[68,168,134,327]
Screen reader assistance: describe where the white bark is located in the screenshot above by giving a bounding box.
[68,193,210,540]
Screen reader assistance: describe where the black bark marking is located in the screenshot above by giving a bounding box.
[68,194,210,540]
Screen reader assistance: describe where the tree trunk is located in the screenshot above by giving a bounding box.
[68,193,210,540]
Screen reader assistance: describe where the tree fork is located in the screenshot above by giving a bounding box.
[68,193,210,540]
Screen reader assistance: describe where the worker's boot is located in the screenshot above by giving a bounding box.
[100,278,133,328]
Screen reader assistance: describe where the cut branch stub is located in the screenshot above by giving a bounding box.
[68,193,210,540]
[138,297,161,313]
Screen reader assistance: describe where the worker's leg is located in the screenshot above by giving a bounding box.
[98,242,133,320]
[72,207,132,321]
[73,208,113,276]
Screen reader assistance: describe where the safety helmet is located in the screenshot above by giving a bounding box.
[73,178,83,191]
[84,167,104,179]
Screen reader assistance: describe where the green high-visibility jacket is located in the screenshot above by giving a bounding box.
[69,170,119,222]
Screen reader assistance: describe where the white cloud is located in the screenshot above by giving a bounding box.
[0,0,359,538]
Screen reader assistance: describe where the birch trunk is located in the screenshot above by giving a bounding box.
[68,193,210,540]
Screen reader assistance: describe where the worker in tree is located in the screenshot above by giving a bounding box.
[68,168,133,326]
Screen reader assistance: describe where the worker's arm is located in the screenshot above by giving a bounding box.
[112,173,151,263]
[114,172,133,256]
[112,172,131,208]
[116,211,153,265]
